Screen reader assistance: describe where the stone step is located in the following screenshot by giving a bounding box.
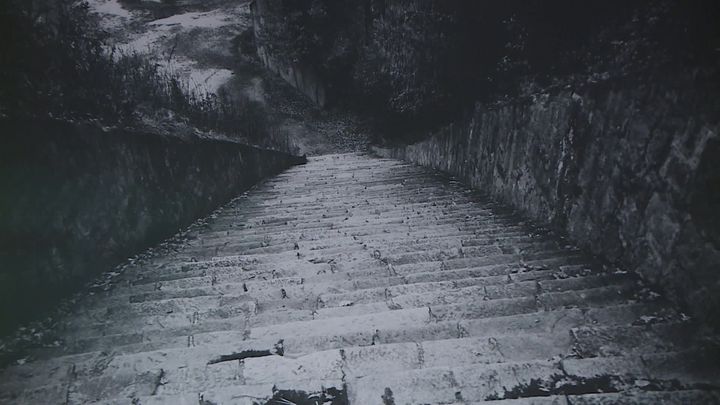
[182,226,532,260]
[317,273,630,311]
[347,349,720,404]
[5,317,696,403]
[127,379,347,405]
[205,207,501,233]
[195,212,521,240]
[2,152,716,404]
[124,245,573,291]
[50,297,663,367]
[569,321,701,358]
[179,234,557,267]
[89,263,574,311]
[456,390,720,404]
[52,294,665,360]
[182,224,535,257]
[174,226,530,263]
[61,270,637,340]
[209,197,492,221]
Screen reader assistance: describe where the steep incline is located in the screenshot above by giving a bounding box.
[1,153,718,404]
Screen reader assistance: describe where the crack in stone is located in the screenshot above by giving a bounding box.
[416,342,425,367]
[63,363,76,405]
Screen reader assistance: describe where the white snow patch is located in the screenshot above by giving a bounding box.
[121,30,168,54]
[86,2,239,96]
[188,68,234,94]
[117,10,235,54]
[149,10,234,29]
[86,0,135,31]
[155,58,235,95]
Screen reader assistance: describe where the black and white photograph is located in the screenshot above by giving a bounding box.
[1,0,719,403]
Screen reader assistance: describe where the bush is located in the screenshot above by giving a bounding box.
[0,0,268,140]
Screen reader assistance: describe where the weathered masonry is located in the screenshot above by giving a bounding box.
[0,119,305,332]
[1,153,718,403]
[375,77,720,328]
[250,0,329,108]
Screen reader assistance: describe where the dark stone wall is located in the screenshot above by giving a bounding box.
[0,119,305,332]
[250,0,330,108]
[374,77,720,327]
[254,44,328,108]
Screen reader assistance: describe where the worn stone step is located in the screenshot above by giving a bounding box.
[317,273,629,310]
[184,225,531,259]
[61,274,642,342]
[389,252,589,278]
[1,373,343,405]
[126,241,561,289]
[183,234,549,264]
[561,349,720,387]
[53,294,661,365]
[53,299,665,362]
[95,264,568,311]
[126,379,347,405]
[255,282,640,332]
[196,218,528,245]
[565,390,720,404]
[432,283,639,323]
[569,321,701,358]
[73,272,628,334]
[463,390,720,404]
[184,226,537,259]
[12,325,698,403]
[211,197,493,221]
[197,213,520,241]
[204,211,524,235]
[246,188,481,204]
[2,152,714,404]
[347,349,720,404]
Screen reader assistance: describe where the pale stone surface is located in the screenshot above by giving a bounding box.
[1,153,718,404]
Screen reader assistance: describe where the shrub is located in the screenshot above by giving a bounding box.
[0,0,268,140]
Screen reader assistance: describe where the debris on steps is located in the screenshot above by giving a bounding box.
[1,153,718,404]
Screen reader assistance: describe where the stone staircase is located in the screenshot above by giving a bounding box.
[1,152,718,404]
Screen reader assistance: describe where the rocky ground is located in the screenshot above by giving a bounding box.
[85,0,370,155]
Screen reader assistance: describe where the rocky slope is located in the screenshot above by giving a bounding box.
[86,0,370,155]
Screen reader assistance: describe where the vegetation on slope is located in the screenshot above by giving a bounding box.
[0,0,267,139]
[255,0,720,135]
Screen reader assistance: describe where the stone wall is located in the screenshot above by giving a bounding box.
[255,43,327,108]
[0,119,305,332]
[250,0,328,108]
[374,77,720,327]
